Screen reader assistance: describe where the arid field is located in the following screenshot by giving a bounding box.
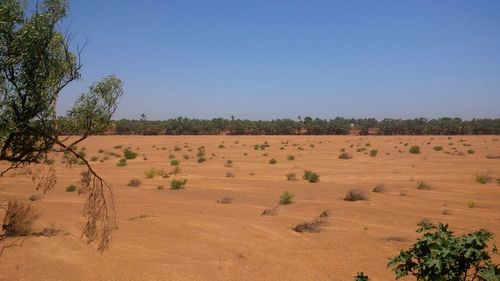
[1,135,499,281]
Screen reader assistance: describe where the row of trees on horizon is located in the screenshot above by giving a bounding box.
[56,116,500,136]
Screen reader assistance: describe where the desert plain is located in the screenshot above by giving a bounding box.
[0,135,499,281]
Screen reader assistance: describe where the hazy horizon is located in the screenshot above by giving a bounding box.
[57,1,500,120]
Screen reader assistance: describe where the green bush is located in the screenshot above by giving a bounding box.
[170,179,187,190]
[170,159,180,166]
[90,156,99,161]
[287,155,295,161]
[388,223,500,280]
[303,170,320,183]
[269,158,277,164]
[433,146,443,151]
[369,149,378,157]
[409,145,421,154]
[65,184,77,192]
[279,191,295,205]
[197,157,206,163]
[123,148,138,159]
[353,272,370,281]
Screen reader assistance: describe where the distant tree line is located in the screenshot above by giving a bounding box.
[57,117,500,135]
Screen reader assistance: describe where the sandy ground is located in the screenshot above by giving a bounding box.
[0,135,499,281]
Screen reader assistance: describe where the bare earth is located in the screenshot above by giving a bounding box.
[1,135,499,281]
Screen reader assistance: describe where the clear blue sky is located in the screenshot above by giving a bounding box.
[57,0,500,120]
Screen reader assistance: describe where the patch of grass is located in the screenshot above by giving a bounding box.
[344,189,368,201]
[467,149,475,154]
[116,158,127,167]
[433,146,443,151]
[369,149,378,157]
[279,191,295,205]
[170,159,180,166]
[65,184,77,192]
[339,152,352,159]
[197,157,206,163]
[123,148,138,159]
[475,172,492,184]
[90,156,99,162]
[416,181,431,190]
[409,145,421,154]
[127,179,141,187]
[170,179,187,190]
[303,170,320,183]
[269,158,277,164]
[287,155,295,161]
[173,145,181,151]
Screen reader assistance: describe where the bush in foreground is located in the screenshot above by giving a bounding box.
[388,223,499,280]
[170,179,187,190]
[1,200,41,236]
[279,191,295,205]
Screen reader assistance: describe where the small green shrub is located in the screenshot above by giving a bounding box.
[303,170,320,183]
[123,148,138,159]
[409,145,421,154]
[433,146,443,151]
[170,159,180,166]
[287,155,295,161]
[279,191,295,205]
[269,158,277,164]
[353,272,370,281]
[65,184,77,192]
[90,156,99,162]
[197,157,206,163]
[170,179,187,190]
[369,149,378,157]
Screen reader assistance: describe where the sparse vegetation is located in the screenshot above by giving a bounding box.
[279,191,295,205]
[170,159,180,166]
[369,149,378,157]
[344,189,368,201]
[269,158,277,164]
[1,200,41,236]
[65,184,77,192]
[409,145,421,154]
[416,181,431,190]
[372,184,386,193]
[123,148,138,159]
[170,179,187,190]
[303,170,320,183]
[339,152,352,159]
[127,179,141,187]
[475,172,492,184]
[433,145,443,151]
[287,155,295,161]
[286,172,297,181]
[292,211,330,233]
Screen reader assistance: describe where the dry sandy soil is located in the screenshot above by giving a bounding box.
[1,135,499,281]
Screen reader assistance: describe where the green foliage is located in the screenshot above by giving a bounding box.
[353,272,370,281]
[287,155,295,160]
[303,170,320,183]
[197,157,206,163]
[170,179,187,190]
[409,145,421,154]
[144,168,164,179]
[369,149,378,157]
[269,158,277,164]
[388,223,499,280]
[123,148,138,159]
[65,184,77,192]
[279,191,295,205]
[170,159,180,166]
[90,156,99,162]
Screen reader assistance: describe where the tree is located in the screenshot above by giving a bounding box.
[388,223,499,280]
[0,0,122,250]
